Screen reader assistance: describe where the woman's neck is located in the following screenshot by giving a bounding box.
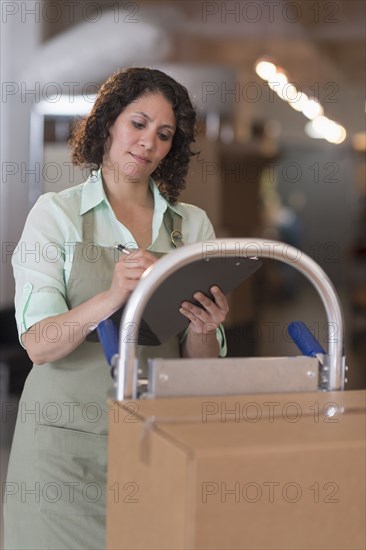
[101,165,153,209]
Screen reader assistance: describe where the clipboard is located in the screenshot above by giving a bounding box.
[89,255,261,346]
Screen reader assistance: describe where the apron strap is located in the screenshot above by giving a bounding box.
[82,208,95,243]
[163,208,184,248]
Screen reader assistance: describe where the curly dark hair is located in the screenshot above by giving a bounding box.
[69,67,197,203]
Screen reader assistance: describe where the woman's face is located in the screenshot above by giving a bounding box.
[103,92,176,184]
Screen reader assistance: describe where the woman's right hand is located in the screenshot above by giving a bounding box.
[105,249,157,310]
[22,249,157,365]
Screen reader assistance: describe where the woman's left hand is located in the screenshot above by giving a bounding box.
[179,285,229,335]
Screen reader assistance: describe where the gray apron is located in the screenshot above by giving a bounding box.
[4,206,183,550]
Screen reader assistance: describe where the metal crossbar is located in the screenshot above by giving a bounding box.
[116,239,345,400]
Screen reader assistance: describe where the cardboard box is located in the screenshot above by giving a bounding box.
[106,390,365,550]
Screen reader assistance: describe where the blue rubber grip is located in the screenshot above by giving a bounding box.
[288,321,326,356]
[97,319,119,366]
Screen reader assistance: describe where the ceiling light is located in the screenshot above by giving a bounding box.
[255,60,277,81]
[302,99,324,120]
[282,84,299,103]
[304,121,323,139]
[268,72,288,91]
[311,116,346,144]
[289,92,309,112]
[325,125,347,144]
[254,57,347,144]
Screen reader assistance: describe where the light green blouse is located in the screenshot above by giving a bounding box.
[12,169,226,355]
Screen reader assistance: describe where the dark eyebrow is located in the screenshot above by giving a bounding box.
[133,111,175,131]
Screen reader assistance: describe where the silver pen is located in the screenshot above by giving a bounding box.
[115,244,132,256]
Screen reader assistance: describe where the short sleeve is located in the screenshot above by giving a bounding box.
[216,324,227,357]
[178,324,227,358]
[200,211,216,241]
[12,194,69,342]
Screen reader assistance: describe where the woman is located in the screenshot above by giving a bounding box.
[4,68,228,549]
